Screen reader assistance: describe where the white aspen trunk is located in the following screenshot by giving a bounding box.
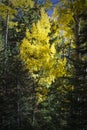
[4,11,9,67]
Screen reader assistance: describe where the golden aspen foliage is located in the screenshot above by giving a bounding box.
[0,3,16,19]
[31,8,51,42]
[0,0,34,29]
[8,0,34,28]
[19,8,67,88]
[36,86,49,103]
[52,0,74,44]
[0,2,16,29]
[42,0,53,10]
[52,0,87,46]
[10,0,34,9]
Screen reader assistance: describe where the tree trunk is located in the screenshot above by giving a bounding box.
[32,81,37,128]
[4,2,9,67]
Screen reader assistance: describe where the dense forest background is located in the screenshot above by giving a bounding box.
[0,0,87,130]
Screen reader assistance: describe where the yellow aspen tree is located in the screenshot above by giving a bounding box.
[19,8,66,87]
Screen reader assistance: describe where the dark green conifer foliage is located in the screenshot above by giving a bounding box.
[66,12,87,130]
[0,1,41,130]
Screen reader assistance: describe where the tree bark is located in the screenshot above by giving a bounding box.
[4,2,9,67]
